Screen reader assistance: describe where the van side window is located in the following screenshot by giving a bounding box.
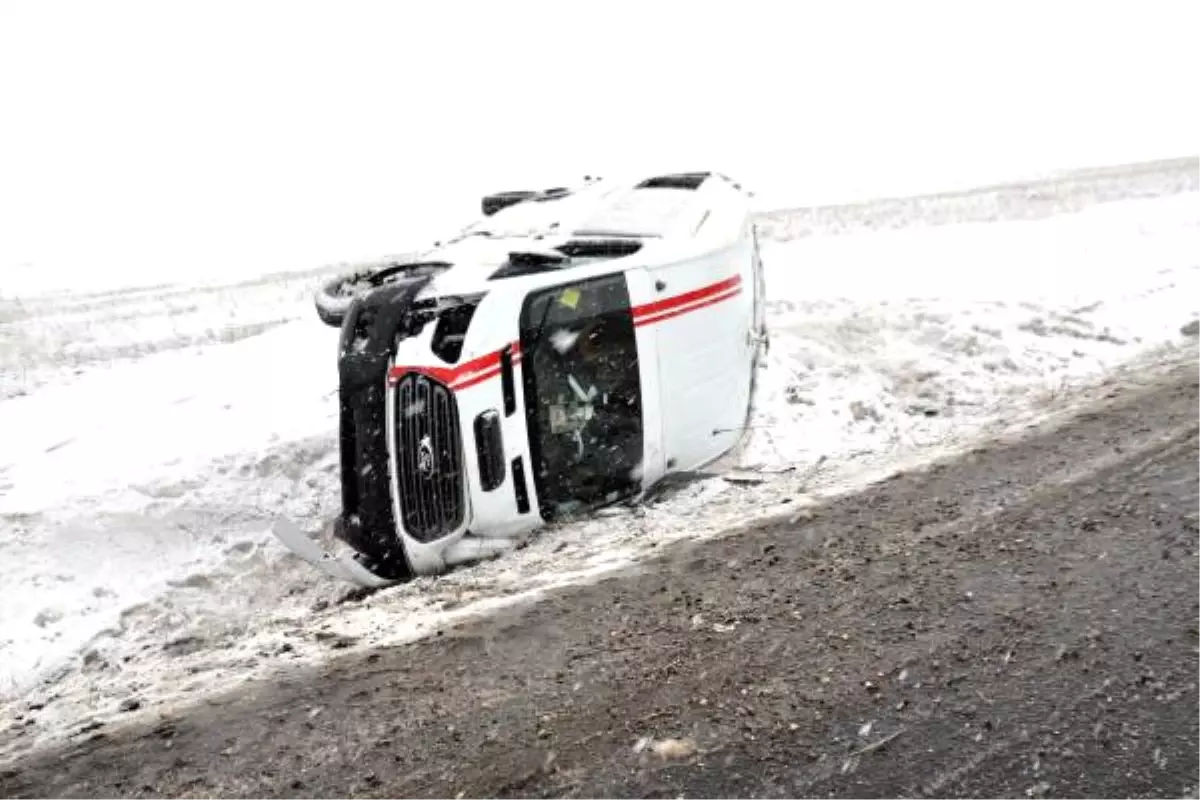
[518,274,644,519]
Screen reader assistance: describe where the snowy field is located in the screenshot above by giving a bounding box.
[0,160,1197,760]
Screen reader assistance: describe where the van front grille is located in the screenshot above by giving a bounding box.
[393,373,465,542]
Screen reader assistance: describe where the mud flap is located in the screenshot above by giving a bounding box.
[271,519,397,589]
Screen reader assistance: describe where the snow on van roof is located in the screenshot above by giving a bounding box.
[573,186,709,239]
[463,174,737,243]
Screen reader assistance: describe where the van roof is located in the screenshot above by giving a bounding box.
[408,172,751,298]
[462,172,743,239]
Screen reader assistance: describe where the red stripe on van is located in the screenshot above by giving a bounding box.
[633,285,742,328]
[387,343,522,389]
[631,274,741,323]
[386,273,743,390]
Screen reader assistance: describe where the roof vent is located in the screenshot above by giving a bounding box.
[555,239,643,259]
[636,172,711,190]
[534,187,571,201]
[488,240,642,281]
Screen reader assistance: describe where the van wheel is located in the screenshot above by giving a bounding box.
[314,261,447,328]
[315,268,375,327]
[482,191,537,216]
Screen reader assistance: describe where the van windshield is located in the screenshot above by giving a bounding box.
[518,274,644,519]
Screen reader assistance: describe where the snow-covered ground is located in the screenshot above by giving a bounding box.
[0,163,1197,760]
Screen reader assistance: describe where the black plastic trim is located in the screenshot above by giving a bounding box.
[511,456,530,514]
[555,239,643,259]
[500,346,516,416]
[474,410,506,492]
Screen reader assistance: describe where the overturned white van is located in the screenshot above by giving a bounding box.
[275,172,768,586]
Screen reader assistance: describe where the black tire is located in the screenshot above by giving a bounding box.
[313,260,447,328]
[482,190,537,217]
[314,267,376,327]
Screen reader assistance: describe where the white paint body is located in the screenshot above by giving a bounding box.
[381,175,767,574]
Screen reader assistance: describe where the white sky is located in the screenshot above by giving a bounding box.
[0,0,1196,287]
